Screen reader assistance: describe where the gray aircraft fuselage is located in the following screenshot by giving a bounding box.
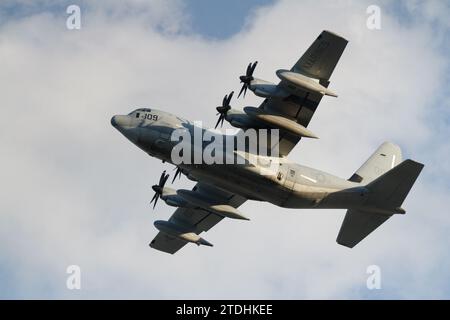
[112,108,369,211]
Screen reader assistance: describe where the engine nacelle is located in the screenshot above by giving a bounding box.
[223,108,318,138]
[163,194,190,208]
[248,78,290,98]
[224,109,259,129]
[177,189,250,220]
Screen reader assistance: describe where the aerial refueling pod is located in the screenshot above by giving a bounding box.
[154,220,213,246]
[243,107,318,139]
[276,69,338,97]
[177,190,250,220]
[248,78,290,99]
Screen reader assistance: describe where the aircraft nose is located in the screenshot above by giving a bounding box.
[111,115,131,128]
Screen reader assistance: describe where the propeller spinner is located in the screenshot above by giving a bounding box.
[215,91,234,129]
[238,61,258,98]
[150,170,170,209]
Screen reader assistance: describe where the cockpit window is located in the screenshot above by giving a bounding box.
[128,108,160,122]
[128,108,152,116]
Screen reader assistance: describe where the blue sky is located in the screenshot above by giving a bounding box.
[0,0,449,299]
[184,0,274,39]
[0,0,275,36]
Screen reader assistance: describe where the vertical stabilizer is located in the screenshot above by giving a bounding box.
[349,142,402,184]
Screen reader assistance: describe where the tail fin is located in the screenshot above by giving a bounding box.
[337,159,424,248]
[349,142,402,184]
[366,159,424,209]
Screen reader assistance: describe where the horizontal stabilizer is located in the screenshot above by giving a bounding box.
[337,209,391,248]
[338,159,424,248]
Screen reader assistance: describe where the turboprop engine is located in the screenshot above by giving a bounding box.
[237,61,288,99]
[177,190,250,220]
[236,61,337,99]
[247,78,290,99]
[213,106,319,138]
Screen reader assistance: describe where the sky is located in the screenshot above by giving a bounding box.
[0,0,449,299]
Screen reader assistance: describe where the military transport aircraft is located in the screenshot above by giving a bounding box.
[111,30,424,254]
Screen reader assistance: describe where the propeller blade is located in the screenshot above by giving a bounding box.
[172,167,182,183]
[250,61,258,75]
[152,195,159,209]
[158,170,166,186]
[214,115,223,129]
[150,192,157,205]
[246,62,252,76]
[216,91,234,127]
[150,170,170,209]
[238,84,246,98]
[222,94,227,107]
[162,172,169,186]
[238,62,257,99]
[226,91,234,106]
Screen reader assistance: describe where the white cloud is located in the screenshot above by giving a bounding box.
[0,0,449,298]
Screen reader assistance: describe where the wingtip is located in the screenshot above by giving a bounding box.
[322,30,348,42]
[336,239,355,249]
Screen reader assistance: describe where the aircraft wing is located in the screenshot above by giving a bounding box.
[259,30,348,156]
[149,183,247,254]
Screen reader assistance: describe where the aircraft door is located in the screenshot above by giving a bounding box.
[276,163,288,186]
[284,166,297,190]
[277,163,296,190]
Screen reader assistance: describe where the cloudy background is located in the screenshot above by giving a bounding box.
[0,0,449,299]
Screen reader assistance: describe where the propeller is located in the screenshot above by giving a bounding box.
[215,91,234,129]
[238,61,258,98]
[172,167,182,183]
[150,170,169,209]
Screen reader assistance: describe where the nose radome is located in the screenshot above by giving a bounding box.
[111,115,131,128]
[111,115,117,127]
